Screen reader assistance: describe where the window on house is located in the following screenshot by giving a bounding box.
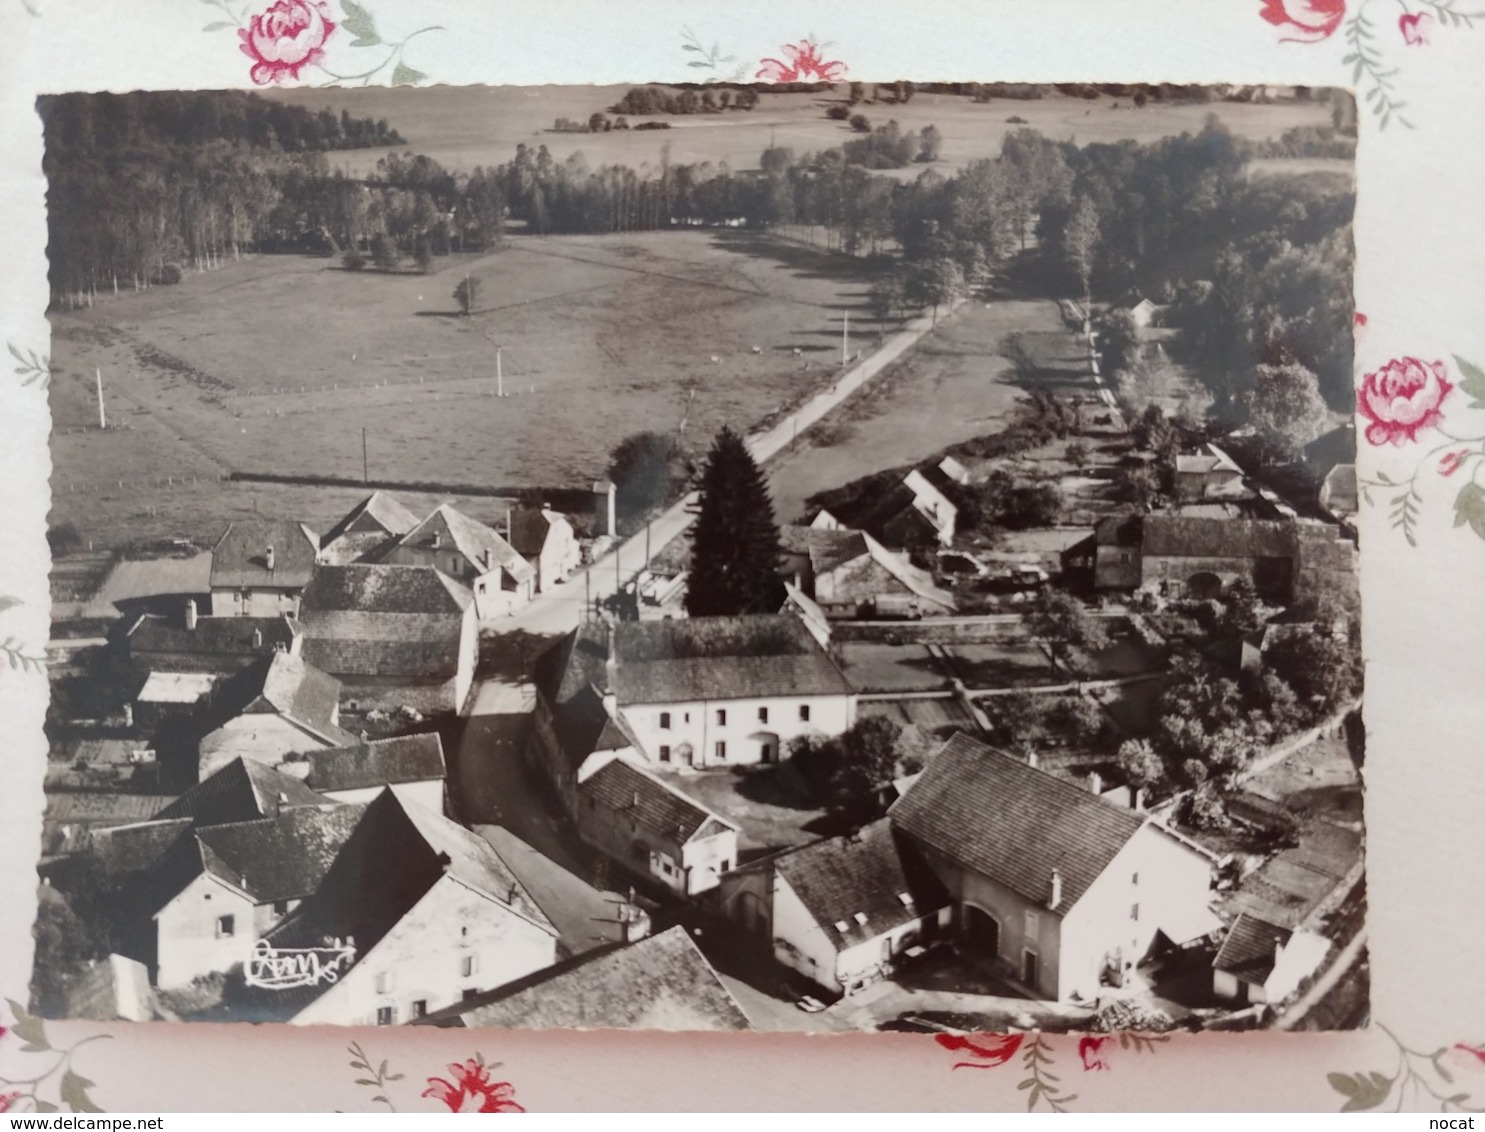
[684,712,691,724]
[799,705,811,722]
[659,711,671,729]
[461,988,479,1003]
[758,706,769,724]
[450,556,461,575]
[272,900,289,916]
[719,860,731,873]
[375,971,393,994]
[460,955,477,978]
[1131,903,1140,922]
[215,915,235,939]
[659,745,672,763]
[477,581,487,594]
[376,1006,396,1026]
[715,740,726,760]
[716,708,727,726]
[1024,910,1039,937]
[412,1000,428,1020]
[1132,873,1139,886]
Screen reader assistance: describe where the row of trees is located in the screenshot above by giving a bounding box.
[609,85,763,116]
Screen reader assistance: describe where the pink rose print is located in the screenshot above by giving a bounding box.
[1358,357,1453,446]
[1439,449,1472,477]
[1078,1036,1114,1071]
[239,0,337,85]
[935,1032,1025,1069]
[1451,1043,1485,1070]
[757,39,847,83]
[0,1091,20,1113]
[422,1059,525,1113]
[1354,312,1368,330]
[1259,0,1347,41]
[1399,11,1433,43]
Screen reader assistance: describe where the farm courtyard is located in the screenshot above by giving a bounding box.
[48,230,879,550]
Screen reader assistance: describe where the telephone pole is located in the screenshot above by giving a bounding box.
[841,311,849,367]
[362,427,368,483]
[95,367,107,429]
[497,348,504,398]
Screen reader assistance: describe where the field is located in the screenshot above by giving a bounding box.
[265,86,1340,181]
[47,230,876,549]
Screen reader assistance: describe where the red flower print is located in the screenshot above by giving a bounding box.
[1259,0,1347,41]
[936,1032,1025,1069]
[1439,449,1472,477]
[1079,1036,1114,1071]
[0,1092,19,1114]
[239,0,336,85]
[1450,1042,1485,1070]
[756,39,847,83]
[422,1059,525,1113]
[1358,357,1453,446]
[1354,312,1368,330]
[1399,11,1433,43]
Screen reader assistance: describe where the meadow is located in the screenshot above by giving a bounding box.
[47,229,875,549]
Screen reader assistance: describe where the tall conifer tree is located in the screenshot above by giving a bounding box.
[685,426,785,617]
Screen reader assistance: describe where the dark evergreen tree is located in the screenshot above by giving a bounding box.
[685,426,785,617]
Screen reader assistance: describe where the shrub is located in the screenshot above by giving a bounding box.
[342,249,366,271]
[826,105,851,121]
[849,113,872,133]
[153,263,184,285]
[1185,785,1231,831]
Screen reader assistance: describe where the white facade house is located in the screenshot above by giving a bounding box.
[508,506,582,593]
[378,504,535,621]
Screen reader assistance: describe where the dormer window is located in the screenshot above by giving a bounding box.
[833,920,850,934]
[853,912,868,927]
[897,892,914,907]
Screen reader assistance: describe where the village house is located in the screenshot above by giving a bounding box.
[536,615,856,775]
[423,925,749,1032]
[118,607,300,677]
[574,750,739,897]
[264,789,561,1026]
[207,519,319,618]
[377,503,535,621]
[890,734,1219,1003]
[1212,912,1331,1007]
[1173,445,1247,504]
[117,802,366,990]
[194,651,357,779]
[507,504,582,593]
[718,818,950,997]
[296,564,479,714]
[287,732,447,813]
[779,524,955,619]
[156,755,333,828]
[317,491,421,567]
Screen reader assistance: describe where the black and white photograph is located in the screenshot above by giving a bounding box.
[33,77,1365,1035]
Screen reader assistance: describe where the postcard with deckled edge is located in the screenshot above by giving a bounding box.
[1,0,1483,1113]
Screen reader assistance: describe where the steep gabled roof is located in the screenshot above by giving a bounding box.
[774,818,948,950]
[578,756,735,845]
[122,613,298,667]
[320,492,421,550]
[507,507,570,558]
[428,926,750,1031]
[299,733,447,793]
[299,563,472,615]
[859,531,956,611]
[193,804,367,905]
[297,565,471,680]
[156,756,331,826]
[395,504,534,583]
[1213,911,1293,985]
[195,652,352,745]
[890,733,1147,914]
[1141,516,1298,560]
[210,520,319,590]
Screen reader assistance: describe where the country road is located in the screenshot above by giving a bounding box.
[475,298,968,651]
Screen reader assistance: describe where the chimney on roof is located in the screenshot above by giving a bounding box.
[481,549,492,571]
[1026,750,1039,770]
[252,627,263,650]
[631,790,640,809]
[1049,868,1063,911]
[265,544,276,571]
[1131,786,1144,812]
[432,530,442,550]
[185,598,198,632]
[1088,770,1102,795]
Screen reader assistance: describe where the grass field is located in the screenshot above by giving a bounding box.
[48,229,877,549]
[265,85,1341,181]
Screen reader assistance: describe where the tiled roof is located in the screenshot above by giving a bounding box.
[1093,515,1144,547]
[1213,912,1293,984]
[552,683,634,775]
[432,925,750,1031]
[123,613,298,664]
[859,532,956,611]
[156,757,330,826]
[476,825,636,957]
[775,818,948,950]
[395,505,534,583]
[1141,515,1298,560]
[890,733,1146,913]
[299,624,464,681]
[194,804,367,905]
[579,757,733,845]
[195,652,350,744]
[209,520,319,590]
[780,526,870,574]
[86,819,196,877]
[319,492,421,554]
[299,733,446,792]
[299,564,472,615]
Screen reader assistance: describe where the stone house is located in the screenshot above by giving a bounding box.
[208,519,319,618]
[377,503,534,621]
[317,491,422,566]
[508,505,582,593]
[1212,912,1330,1006]
[779,525,954,618]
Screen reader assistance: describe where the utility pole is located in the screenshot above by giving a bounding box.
[842,311,849,368]
[362,427,368,483]
[95,367,106,429]
[497,348,504,398]
[584,567,591,623]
